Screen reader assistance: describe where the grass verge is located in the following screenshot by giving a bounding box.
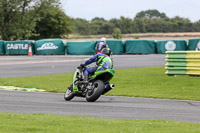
[0,113,200,133]
[0,67,200,100]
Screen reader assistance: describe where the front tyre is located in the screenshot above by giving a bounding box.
[86,80,104,102]
[64,84,74,101]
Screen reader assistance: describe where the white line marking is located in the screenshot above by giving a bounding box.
[0,59,83,65]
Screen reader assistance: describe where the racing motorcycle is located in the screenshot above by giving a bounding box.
[64,66,115,102]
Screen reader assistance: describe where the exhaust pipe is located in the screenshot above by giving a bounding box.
[110,84,115,89]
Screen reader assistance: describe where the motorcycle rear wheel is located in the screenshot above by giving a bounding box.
[86,80,104,102]
[64,84,75,101]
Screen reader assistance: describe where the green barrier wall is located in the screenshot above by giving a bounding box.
[4,40,35,55]
[165,51,200,75]
[96,40,124,54]
[125,39,156,54]
[66,41,95,55]
[0,41,4,55]
[188,39,200,50]
[35,39,66,55]
[156,40,187,54]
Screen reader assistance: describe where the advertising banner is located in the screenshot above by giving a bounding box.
[4,40,34,55]
[35,39,66,55]
[156,40,187,54]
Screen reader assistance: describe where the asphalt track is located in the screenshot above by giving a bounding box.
[1,54,200,123]
[1,90,200,123]
[0,55,165,77]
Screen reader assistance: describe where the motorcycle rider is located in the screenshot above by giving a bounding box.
[79,48,114,93]
[95,37,108,54]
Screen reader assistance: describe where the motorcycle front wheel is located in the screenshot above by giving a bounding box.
[64,84,74,101]
[86,80,104,102]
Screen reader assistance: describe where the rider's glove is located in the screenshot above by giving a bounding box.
[80,64,84,67]
[77,64,84,69]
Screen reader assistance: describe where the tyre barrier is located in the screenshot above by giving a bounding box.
[165,51,200,76]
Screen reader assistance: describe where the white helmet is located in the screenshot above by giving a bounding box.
[101,37,106,42]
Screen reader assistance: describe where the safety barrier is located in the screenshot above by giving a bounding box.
[1,38,200,56]
[125,39,156,54]
[0,41,4,55]
[66,41,95,55]
[188,39,200,50]
[165,51,200,75]
[4,40,35,55]
[96,40,124,54]
[35,39,66,55]
[156,40,187,54]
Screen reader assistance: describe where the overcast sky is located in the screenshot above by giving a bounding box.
[61,0,199,22]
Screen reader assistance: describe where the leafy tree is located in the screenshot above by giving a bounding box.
[34,5,72,39]
[0,0,39,40]
[73,18,91,35]
[170,16,193,32]
[193,20,200,32]
[119,16,133,34]
[143,18,169,32]
[101,22,115,34]
[112,28,122,39]
[91,18,108,34]
[91,17,106,22]
[0,0,72,40]
[132,18,146,33]
[135,9,167,19]
[109,18,121,29]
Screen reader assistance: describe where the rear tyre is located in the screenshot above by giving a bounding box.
[86,80,104,102]
[64,84,75,101]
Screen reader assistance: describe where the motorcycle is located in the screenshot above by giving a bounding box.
[64,66,115,102]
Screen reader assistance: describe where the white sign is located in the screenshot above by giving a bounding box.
[165,41,176,51]
[37,43,58,51]
[7,44,28,50]
[197,41,200,50]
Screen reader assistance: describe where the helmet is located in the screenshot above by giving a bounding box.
[101,48,111,56]
[101,37,106,42]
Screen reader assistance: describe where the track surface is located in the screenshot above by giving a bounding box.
[0,55,165,77]
[1,55,200,123]
[1,90,200,123]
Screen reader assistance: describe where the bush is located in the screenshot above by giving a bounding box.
[112,28,122,39]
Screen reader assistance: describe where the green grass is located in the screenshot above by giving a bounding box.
[0,113,200,133]
[1,67,200,100]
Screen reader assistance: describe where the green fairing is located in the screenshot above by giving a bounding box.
[73,69,79,92]
[92,69,115,83]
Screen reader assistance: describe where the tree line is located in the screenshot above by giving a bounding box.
[73,9,200,35]
[0,0,200,40]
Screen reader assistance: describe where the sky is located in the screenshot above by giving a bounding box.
[61,0,199,22]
